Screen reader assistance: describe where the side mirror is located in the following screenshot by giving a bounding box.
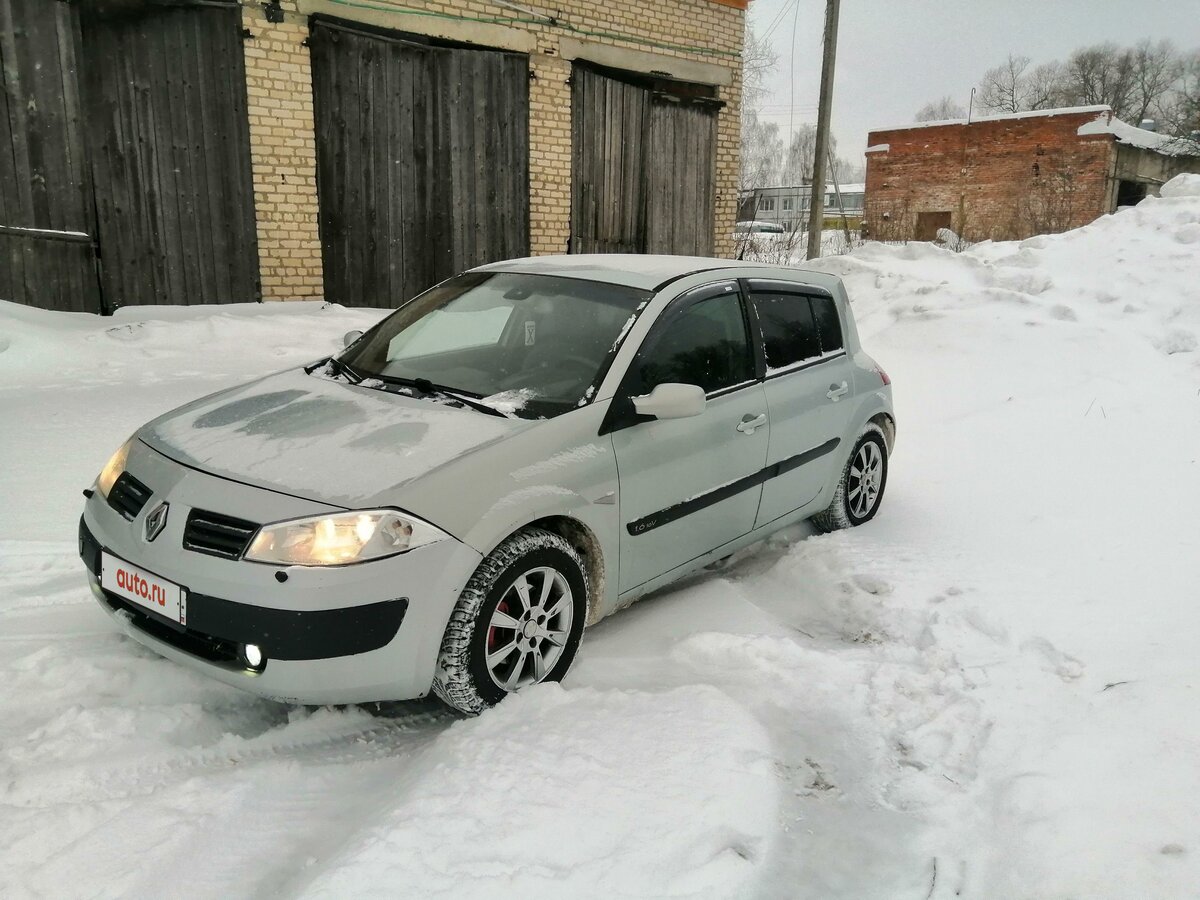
[343,329,363,349]
[632,383,706,420]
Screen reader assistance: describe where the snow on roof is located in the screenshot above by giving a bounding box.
[870,104,1111,135]
[1077,112,1200,156]
[865,143,890,153]
[827,183,865,194]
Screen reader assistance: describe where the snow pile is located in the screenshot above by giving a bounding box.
[0,299,384,388]
[303,685,776,899]
[2,176,1200,898]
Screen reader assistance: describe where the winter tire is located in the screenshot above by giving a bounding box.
[812,423,889,533]
[432,527,589,715]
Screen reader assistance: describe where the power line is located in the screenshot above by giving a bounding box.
[759,0,799,45]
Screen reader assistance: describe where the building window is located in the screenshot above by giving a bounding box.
[760,197,775,211]
[782,198,793,211]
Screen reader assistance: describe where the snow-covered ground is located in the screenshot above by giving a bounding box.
[2,175,1199,899]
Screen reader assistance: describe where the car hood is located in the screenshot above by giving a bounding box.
[141,367,529,509]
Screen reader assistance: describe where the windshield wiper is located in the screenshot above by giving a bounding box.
[375,375,510,418]
[325,355,364,384]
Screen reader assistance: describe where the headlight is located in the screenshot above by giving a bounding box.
[244,510,448,566]
[96,436,135,499]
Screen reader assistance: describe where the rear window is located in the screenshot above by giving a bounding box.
[750,292,843,372]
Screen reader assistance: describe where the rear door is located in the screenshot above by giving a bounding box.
[610,281,768,592]
[746,280,856,527]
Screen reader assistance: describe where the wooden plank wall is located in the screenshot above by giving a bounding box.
[571,65,718,257]
[311,19,529,309]
[82,2,259,308]
[645,95,717,256]
[571,66,646,254]
[0,0,101,312]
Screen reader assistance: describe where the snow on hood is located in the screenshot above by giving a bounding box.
[141,368,525,507]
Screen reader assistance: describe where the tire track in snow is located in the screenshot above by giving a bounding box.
[1,705,455,809]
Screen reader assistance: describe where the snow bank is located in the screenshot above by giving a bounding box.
[1160,172,1200,198]
[0,299,384,389]
[302,684,777,899]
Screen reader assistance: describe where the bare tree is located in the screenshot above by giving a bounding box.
[1059,43,1137,117]
[967,43,1198,137]
[782,124,840,184]
[831,154,865,183]
[914,96,966,122]
[742,119,784,194]
[978,54,1032,113]
[739,25,782,194]
[1128,39,1183,125]
[1157,48,1200,137]
[1024,61,1066,110]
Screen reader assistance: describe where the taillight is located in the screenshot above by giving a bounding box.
[875,364,891,385]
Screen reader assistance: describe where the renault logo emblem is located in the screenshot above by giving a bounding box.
[144,501,169,542]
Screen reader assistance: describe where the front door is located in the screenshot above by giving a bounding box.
[611,282,769,592]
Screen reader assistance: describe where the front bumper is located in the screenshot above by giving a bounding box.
[80,440,483,704]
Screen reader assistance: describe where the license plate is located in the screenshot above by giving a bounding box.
[101,552,186,625]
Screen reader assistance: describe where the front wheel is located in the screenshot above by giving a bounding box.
[432,527,589,715]
[812,423,889,533]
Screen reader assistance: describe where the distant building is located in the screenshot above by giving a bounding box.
[863,105,1200,242]
[737,181,864,231]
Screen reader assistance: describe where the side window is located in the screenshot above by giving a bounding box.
[751,292,820,370]
[631,293,753,395]
[751,292,844,371]
[810,295,844,353]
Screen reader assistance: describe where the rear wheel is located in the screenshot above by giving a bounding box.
[432,528,589,715]
[812,423,889,533]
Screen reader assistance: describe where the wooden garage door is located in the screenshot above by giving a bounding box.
[0,0,100,312]
[571,64,719,256]
[82,1,259,308]
[310,18,530,309]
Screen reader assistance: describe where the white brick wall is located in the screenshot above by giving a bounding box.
[239,0,745,298]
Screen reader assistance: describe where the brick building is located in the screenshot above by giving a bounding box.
[863,106,1200,243]
[0,0,748,313]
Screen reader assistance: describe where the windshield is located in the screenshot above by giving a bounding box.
[338,272,652,419]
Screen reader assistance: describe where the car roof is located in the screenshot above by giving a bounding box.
[470,253,834,292]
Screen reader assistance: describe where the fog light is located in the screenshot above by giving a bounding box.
[243,643,264,669]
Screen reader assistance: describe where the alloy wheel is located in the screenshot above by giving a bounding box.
[848,440,884,519]
[485,566,574,692]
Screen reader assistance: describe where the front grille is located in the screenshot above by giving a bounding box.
[183,509,259,560]
[107,472,153,520]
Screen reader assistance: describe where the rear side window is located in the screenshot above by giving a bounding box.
[631,293,753,395]
[810,295,844,353]
[751,292,843,371]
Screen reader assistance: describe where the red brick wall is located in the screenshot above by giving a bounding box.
[864,110,1116,242]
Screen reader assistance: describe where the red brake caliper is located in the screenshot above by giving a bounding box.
[488,599,510,650]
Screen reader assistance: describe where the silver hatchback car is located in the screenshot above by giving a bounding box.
[80,255,894,714]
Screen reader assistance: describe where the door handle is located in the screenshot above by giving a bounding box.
[736,413,767,434]
[827,382,849,401]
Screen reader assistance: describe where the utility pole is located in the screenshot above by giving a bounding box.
[805,0,841,261]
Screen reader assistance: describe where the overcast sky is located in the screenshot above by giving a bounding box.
[748,0,1200,156]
